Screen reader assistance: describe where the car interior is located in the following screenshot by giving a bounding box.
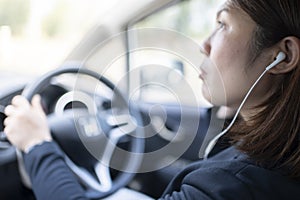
[0,0,226,199]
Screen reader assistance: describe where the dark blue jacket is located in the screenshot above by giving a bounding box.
[160,146,300,199]
[24,142,300,200]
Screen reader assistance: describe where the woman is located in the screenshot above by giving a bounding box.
[4,0,300,199]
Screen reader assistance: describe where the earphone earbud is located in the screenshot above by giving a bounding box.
[265,51,286,71]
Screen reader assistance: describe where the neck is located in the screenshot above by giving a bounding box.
[240,105,266,125]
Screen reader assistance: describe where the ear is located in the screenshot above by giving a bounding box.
[268,36,300,74]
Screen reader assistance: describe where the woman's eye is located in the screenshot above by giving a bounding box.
[217,21,225,29]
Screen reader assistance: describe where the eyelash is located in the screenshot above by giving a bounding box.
[217,20,225,29]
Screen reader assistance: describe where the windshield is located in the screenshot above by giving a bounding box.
[0,0,120,76]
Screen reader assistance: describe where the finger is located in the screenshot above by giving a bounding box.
[11,95,30,108]
[3,117,11,127]
[3,126,11,136]
[3,126,14,144]
[4,105,16,116]
[32,95,45,113]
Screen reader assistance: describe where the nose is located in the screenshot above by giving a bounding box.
[200,37,211,56]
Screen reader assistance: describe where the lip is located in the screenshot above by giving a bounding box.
[198,68,207,80]
[199,58,210,80]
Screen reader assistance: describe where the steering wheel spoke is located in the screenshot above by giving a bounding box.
[65,155,112,192]
[106,114,137,134]
[66,125,136,193]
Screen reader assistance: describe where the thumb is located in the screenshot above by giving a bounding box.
[31,95,44,112]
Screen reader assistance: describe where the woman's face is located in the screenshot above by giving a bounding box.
[199,2,275,110]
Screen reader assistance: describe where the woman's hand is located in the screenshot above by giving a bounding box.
[4,95,52,152]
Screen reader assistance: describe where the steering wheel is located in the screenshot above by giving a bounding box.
[17,66,145,199]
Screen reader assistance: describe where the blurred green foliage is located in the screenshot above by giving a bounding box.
[135,0,217,40]
[42,0,68,37]
[0,0,30,35]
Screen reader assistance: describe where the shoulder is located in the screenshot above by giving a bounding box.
[186,145,253,179]
[162,146,300,199]
[162,147,254,199]
[181,155,253,199]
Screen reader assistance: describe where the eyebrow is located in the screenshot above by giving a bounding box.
[216,7,230,19]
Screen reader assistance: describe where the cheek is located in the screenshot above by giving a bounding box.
[202,69,249,107]
[202,55,251,106]
[214,47,243,70]
[200,58,227,105]
[211,31,249,67]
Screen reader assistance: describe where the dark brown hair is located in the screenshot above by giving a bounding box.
[228,0,300,178]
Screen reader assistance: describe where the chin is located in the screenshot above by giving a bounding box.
[201,87,227,107]
[201,87,213,104]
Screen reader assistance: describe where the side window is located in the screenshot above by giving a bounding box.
[128,0,220,106]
